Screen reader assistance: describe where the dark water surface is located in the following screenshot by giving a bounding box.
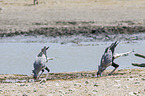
[0,37,145,75]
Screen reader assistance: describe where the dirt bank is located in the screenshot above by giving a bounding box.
[0,68,145,96]
[1,24,145,37]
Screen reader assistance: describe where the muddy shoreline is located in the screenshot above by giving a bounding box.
[1,25,145,37]
[0,68,144,83]
[0,24,145,42]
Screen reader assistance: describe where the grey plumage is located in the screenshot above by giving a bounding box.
[97,41,119,77]
[32,46,50,80]
[97,41,134,77]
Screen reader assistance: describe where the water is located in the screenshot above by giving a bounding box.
[0,39,145,76]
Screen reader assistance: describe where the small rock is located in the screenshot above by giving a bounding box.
[114,84,121,87]
[68,89,73,91]
[114,80,120,83]
[55,83,59,86]
[128,78,134,81]
[85,81,89,84]
[59,90,65,95]
[92,90,98,92]
[20,84,25,86]
[74,83,81,87]
[41,83,47,85]
[23,93,28,96]
[47,94,53,96]
[135,82,140,84]
[39,94,47,96]
[125,85,129,89]
[129,92,134,95]
[34,90,37,92]
[141,78,145,80]
[50,91,55,93]
[94,83,99,87]
[74,84,77,86]
[139,75,142,76]
[129,91,138,95]
[39,86,43,88]
[130,76,133,78]
[133,92,137,95]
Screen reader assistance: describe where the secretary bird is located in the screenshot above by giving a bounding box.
[97,41,134,77]
[32,46,53,80]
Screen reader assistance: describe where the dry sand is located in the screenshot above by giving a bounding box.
[0,68,145,96]
[0,0,145,33]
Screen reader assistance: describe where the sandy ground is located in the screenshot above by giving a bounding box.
[0,68,145,96]
[0,0,145,33]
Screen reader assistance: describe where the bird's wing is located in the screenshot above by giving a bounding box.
[33,61,43,74]
[101,50,112,67]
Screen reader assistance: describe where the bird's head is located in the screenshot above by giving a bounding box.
[32,70,38,80]
[97,71,102,77]
[97,65,106,77]
[110,41,120,53]
[33,75,38,80]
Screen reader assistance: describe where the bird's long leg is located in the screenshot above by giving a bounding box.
[45,67,50,72]
[109,62,119,75]
[109,67,118,75]
[45,67,50,80]
[37,70,44,80]
[37,69,45,80]
[39,67,50,83]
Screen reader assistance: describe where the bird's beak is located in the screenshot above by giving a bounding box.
[97,72,100,77]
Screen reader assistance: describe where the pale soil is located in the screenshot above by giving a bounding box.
[0,68,145,96]
[0,0,145,33]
